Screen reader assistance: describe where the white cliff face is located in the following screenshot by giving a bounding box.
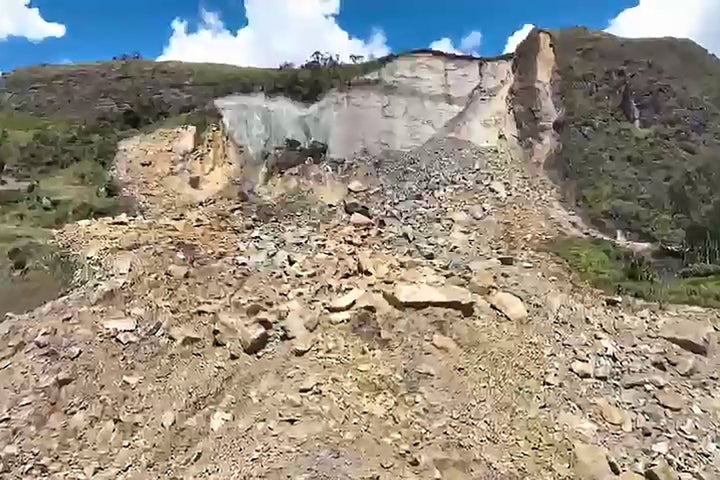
[215,53,517,169]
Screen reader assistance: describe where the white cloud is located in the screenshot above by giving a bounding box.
[429,37,461,55]
[502,23,535,54]
[158,0,390,67]
[429,30,482,56]
[0,0,66,42]
[459,31,482,53]
[605,0,720,55]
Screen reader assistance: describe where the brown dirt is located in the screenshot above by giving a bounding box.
[0,128,717,480]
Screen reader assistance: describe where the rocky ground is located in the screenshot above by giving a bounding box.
[0,127,718,479]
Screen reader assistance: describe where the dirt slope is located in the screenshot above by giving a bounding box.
[1,119,719,479]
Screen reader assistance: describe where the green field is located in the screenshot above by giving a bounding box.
[550,237,720,308]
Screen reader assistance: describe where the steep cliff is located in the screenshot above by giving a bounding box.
[216,52,517,181]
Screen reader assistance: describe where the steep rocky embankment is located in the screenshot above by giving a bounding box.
[0,29,719,480]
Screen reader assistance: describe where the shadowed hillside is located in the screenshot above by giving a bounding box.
[549,28,720,260]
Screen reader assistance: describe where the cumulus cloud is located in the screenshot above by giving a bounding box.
[605,0,720,55]
[429,37,460,54]
[429,30,482,56]
[158,0,390,67]
[0,0,66,41]
[502,23,535,54]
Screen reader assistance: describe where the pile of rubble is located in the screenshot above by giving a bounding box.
[0,128,717,479]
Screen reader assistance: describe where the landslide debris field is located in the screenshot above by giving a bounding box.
[0,28,719,479]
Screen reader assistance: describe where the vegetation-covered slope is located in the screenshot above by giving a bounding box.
[550,28,720,263]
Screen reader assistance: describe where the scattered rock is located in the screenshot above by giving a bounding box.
[596,399,625,426]
[122,375,141,387]
[655,389,685,411]
[605,296,622,306]
[572,441,614,480]
[283,302,311,340]
[328,288,366,312]
[651,441,670,455]
[468,271,495,295]
[544,371,562,386]
[167,264,190,279]
[161,411,176,428]
[210,411,233,432]
[92,280,123,305]
[660,319,713,356]
[299,376,319,393]
[644,459,679,480]
[95,420,116,451]
[415,243,435,260]
[593,362,611,380]
[432,334,459,353]
[350,310,383,345]
[489,181,506,198]
[448,210,469,224]
[383,283,474,315]
[571,360,594,379]
[674,356,697,377]
[116,332,139,345]
[497,255,514,266]
[350,212,373,226]
[344,200,371,217]
[303,314,320,332]
[56,370,75,387]
[487,291,527,322]
[292,337,315,356]
[103,317,137,332]
[621,373,667,389]
[348,180,367,193]
[238,323,269,355]
[666,353,698,377]
[169,327,204,346]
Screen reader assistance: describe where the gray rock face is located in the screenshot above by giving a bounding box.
[216,53,516,175]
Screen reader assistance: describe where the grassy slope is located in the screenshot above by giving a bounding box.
[550,29,720,254]
[551,237,720,308]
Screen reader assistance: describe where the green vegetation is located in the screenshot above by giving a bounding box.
[190,57,383,102]
[551,237,720,308]
[0,114,128,311]
[550,29,720,261]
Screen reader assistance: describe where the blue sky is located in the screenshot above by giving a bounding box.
[1,0,719,73]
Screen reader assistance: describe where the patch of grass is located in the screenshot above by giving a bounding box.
[1,161,129,229]
[550,237,720,308]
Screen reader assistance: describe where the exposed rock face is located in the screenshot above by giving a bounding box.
[511,29,560,170]
[216,53,517,178]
